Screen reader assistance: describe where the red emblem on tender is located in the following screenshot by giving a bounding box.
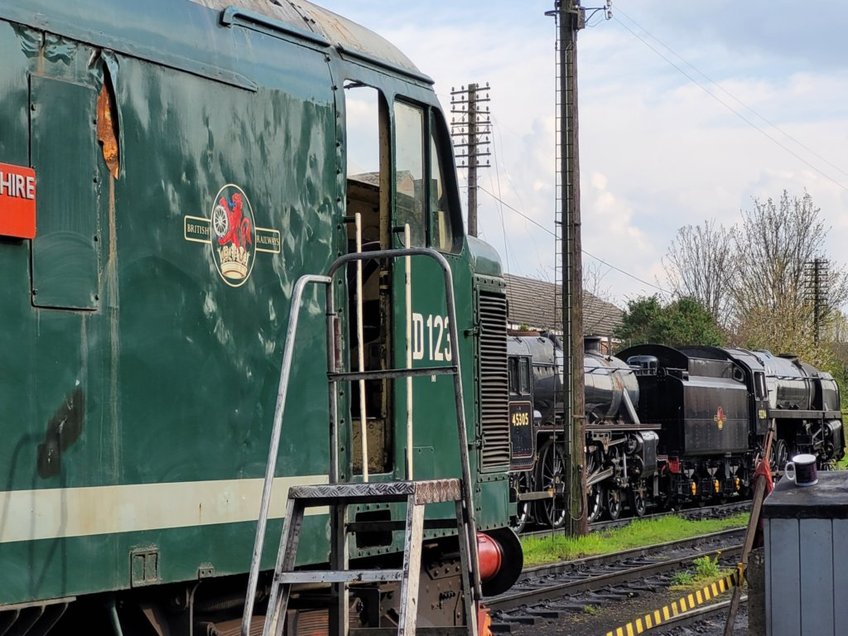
[714,406,726,430]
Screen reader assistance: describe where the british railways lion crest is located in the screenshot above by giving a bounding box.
[183,184,281,286]
[211,184,256,286]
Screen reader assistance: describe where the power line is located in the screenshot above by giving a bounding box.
[619,11,848,184]
[614,7,848,184]
[612,10,848,193]
[477,185,672,294]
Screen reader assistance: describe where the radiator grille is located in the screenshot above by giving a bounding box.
[478,290,509,469]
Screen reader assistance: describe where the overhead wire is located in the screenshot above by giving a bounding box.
[487,121,517,310]
[615,7,848,183]
[612,8,848,193]
[477,185,672,295]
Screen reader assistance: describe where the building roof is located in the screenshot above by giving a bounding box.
[504,273,624,337]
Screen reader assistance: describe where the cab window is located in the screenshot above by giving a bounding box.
[519,358,531,395]
[393,100,460,253]
[430,115,456,252]
[508,358,519,395]
[393,101,425,247]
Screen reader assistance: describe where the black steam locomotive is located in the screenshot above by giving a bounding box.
[507,335,846,528]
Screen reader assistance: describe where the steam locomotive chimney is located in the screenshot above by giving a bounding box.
[584,336,602,355]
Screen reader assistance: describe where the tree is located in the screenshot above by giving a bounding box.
[662,220,735,326]
[614,296,664,346]
[615,295,724,349]
[731,190,848,362]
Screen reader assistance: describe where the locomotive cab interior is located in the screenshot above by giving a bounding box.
[343,79,462,478]
[344,82,393,475]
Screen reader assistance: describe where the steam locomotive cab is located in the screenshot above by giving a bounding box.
[750,351,845,469]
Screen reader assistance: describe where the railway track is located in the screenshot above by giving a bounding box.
[486,528,745,632]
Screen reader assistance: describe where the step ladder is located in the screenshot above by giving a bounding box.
[242,248,482,636]
[264,479,475,636]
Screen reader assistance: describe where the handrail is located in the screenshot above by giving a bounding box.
[241,274,331,634]
[242,247,482,636]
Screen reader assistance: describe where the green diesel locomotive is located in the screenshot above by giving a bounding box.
[0,0,520,633]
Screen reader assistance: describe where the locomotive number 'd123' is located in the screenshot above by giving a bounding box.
[411,312,452,362]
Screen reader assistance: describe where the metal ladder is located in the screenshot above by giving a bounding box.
[241,248,482,636]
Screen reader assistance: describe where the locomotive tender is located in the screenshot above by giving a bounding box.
[0,0,520,633]
[507,335,845,527]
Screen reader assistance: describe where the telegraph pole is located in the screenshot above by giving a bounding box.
[804,258,830,344]
[547,0,587,537]
[450,83,491,237]
[548,0,611,538]
[561,0,587,538]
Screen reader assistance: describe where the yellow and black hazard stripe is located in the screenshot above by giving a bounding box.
[604,570,741,636]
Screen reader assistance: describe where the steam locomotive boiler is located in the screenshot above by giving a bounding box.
[506,337,846,530]
[507,334,658,528]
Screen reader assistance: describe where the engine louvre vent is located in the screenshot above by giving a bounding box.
[478,290,509,470]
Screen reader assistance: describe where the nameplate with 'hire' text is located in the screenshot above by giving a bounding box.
[0,162,36,239]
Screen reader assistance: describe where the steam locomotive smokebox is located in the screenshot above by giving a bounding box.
[762,471,848,635]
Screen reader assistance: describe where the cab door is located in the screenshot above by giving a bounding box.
[390,99,464,481]
[342,84,463,483]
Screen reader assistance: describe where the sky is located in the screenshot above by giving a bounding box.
[317,1,848,309]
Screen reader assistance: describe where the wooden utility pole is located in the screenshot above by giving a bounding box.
[558,0,586,537]
[804,258,829,344]
[450,83,491,237]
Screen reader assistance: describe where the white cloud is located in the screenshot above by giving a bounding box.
[317,0,848,309]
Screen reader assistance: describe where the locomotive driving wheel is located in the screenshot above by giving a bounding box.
[510,471,532,533]
[536,439,567,529]
[587,485,604,523]
[771,438,788,472]
[606,488,623,520]
[631,490,647,517]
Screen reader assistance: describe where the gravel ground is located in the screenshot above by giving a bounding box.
[499,586,750,635]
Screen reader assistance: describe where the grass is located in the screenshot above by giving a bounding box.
[521,512,749,567]
[670,554,734,591]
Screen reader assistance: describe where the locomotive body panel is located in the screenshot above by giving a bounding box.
[756,351,815,410]
[679,376,750,455]
[0,0,518,625]
[0,3,342,604]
